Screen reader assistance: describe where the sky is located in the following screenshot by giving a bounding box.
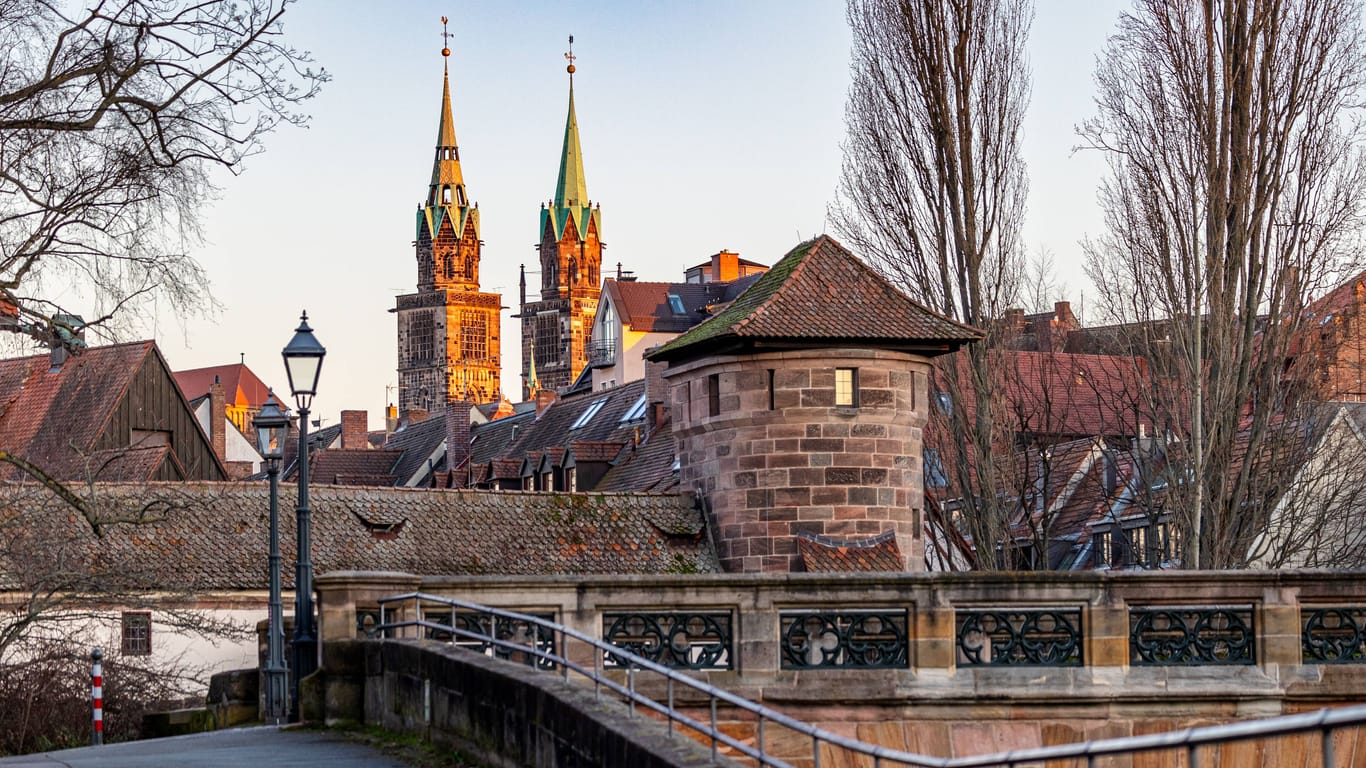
[143,1,1128,430]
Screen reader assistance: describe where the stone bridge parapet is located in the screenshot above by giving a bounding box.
[315,570,1366,764]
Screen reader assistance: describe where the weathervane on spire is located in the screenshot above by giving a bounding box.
[440,16,452,58]
[564,34,576,83]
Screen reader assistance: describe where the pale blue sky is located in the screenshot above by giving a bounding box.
[153,1,1126,428]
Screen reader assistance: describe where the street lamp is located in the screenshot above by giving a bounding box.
[281,311,325,722]
[252,391,289,725]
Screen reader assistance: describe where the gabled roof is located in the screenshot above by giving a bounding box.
[173,363,273,407]
[0,341,218,482]
[597,426,680,493]
[797,530,904,572]
[648,236,982,362]
[0,483,720,587]
[384,415,449,486]
[308,449,403,486]
[603,275,763,334]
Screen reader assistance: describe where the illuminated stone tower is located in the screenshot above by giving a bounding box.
[395,18,502,411]
[518,36,603,398]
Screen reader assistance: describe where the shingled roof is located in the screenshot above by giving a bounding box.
[797,530,904,572]
[0,483,719,589]
[648,236,982,362]
[0,341,226,482]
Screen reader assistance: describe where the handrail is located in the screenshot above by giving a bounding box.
[374,591,1366,768]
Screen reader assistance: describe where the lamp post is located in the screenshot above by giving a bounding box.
[252,392,289,725]
[282,311,325,722]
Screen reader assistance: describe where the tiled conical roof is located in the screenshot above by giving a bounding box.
[647,236,982,362]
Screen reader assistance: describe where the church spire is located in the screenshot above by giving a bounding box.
[554,35,588,210]
[429,16,467,209]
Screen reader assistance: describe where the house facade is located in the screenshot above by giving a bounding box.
[0,341,228,482]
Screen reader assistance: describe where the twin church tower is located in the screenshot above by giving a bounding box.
[395,24,602,412]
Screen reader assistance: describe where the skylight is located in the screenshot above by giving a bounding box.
[570,398,608,429]
[620,393,648,423]
[668,294,685,314]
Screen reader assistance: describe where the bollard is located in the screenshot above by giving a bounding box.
[91,647,103,746]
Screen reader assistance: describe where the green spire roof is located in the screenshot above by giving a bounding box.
[555,84,588,209]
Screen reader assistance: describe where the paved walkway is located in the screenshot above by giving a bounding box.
[0,726,415,767]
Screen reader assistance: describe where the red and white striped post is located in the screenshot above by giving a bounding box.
[90,647,103,746]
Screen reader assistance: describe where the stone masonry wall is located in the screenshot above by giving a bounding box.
[664,348,932,572]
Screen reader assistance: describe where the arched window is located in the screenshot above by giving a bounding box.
[569,258,578,286]
[442,186,452,205]
[464,257,474,280]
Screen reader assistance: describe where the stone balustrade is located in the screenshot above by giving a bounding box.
[316,569,1366,715]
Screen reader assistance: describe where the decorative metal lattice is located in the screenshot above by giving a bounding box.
[1129,606,1255,665]
[780,610,909,669]
[1302,607,1366,664]
[956,608,1083,666]
[422,609,557,669]
[601,612,733,670]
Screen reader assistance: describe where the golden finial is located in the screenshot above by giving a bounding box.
[440,16,452,58]
[564,34,576,77]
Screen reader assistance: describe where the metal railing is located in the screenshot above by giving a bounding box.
[376,592,1366,768]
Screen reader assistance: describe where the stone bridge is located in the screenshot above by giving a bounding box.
[311,569,1366,766]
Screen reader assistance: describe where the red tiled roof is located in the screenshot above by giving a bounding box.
[490,458,523,480]
[605,279,758,334]
[797,530,904,572]
[649,236,982,362]
[173,363,274,407]
[0,341,162,481]
[947,350,1158,440]
[308,449,402,486]
[0,483,720,588]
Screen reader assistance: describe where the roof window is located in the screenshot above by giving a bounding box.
[668,294,686,314]
[571,397,609,429]
[620,393,648,423]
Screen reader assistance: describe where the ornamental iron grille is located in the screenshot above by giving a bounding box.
[780,609,909,669]
[1129,605,1255,665]
[422,608,557,669]
[956,608,1083,666]
[601,611,733,670]
[1302,607,1366,664]
[355,608,382,639]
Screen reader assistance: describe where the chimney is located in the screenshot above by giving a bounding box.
[535,389,557,419]
[385,403,399,434]
[711,250,740,282]
[445,400,474,488]
[209,375,227,465]
[340,410,368,450]
[401,408,429,427]
[644,355,670,431]
[1054,301,1075,326]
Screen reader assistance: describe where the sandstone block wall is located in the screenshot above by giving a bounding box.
[664,348,932,572]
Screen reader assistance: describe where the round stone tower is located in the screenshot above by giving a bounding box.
[646,236,980,572]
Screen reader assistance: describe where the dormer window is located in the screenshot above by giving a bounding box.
[668,294,685,314]
[571,397,608,429]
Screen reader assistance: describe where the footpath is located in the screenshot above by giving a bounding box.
[0,726,415,767]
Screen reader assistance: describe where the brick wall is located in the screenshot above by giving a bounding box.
[340,410,367,450]
[209,378,227,465]
[665,348,931,572]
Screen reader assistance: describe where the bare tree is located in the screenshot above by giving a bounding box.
[831,0,1032,566]
[1079,0,1366,567]
[0,0,326,346]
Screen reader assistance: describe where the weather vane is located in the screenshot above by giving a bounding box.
[440,16,452,58]
[565,34,576,80]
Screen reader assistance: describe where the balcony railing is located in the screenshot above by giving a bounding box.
[586,338,616,368]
